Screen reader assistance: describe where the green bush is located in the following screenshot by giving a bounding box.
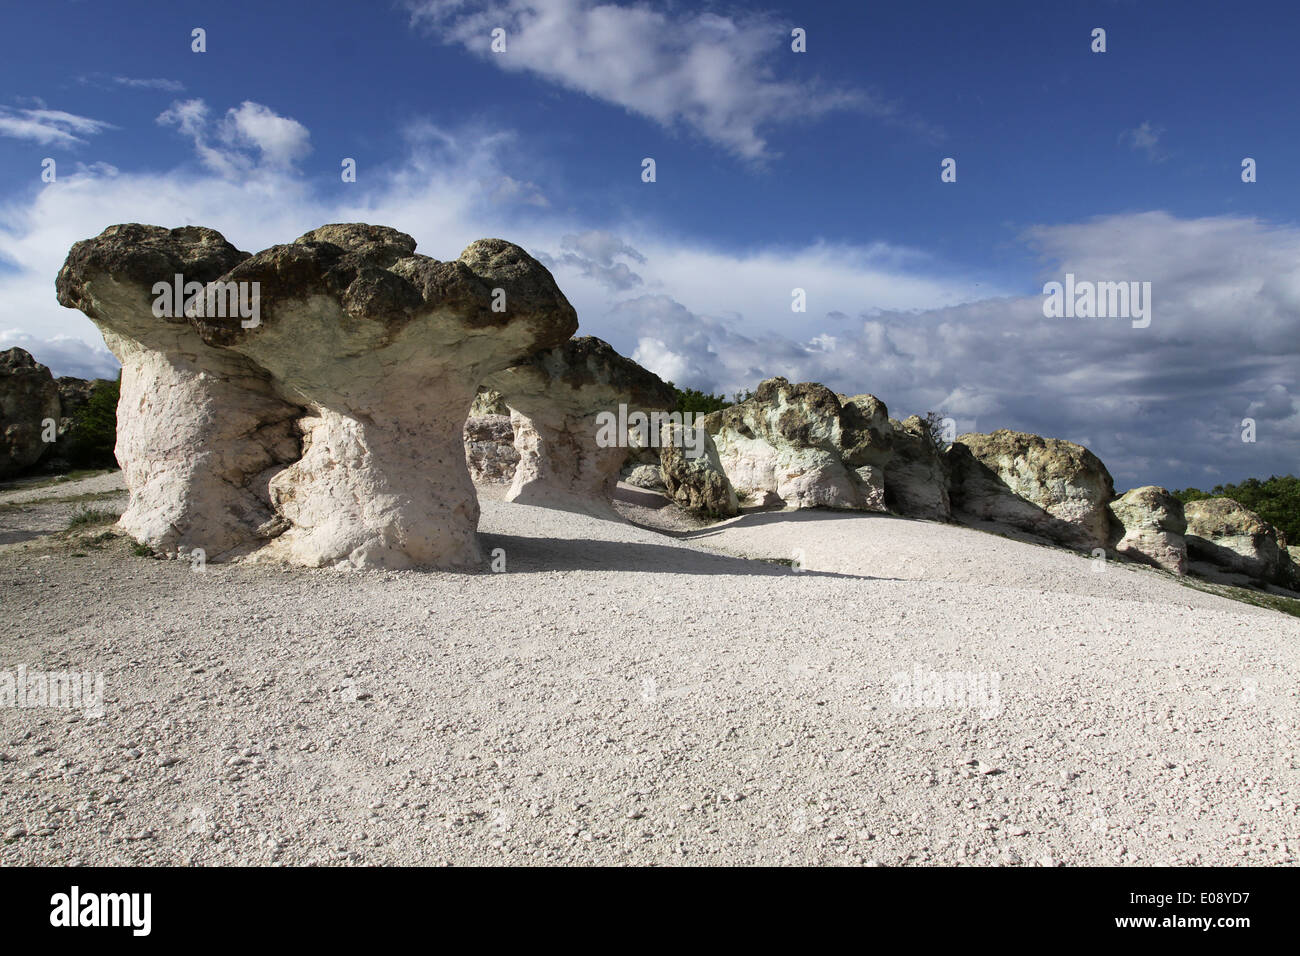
[1173,475,1300,543]
[59,375,120,469]
[667,384,753,416]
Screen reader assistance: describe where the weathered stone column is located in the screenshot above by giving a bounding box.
[57,225,302,560]
[486,337,674,516]
[186,224,577,568]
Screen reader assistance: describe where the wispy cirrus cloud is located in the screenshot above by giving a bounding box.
[1120,120,1167,163]
[78,73,186,93]
[0,106,115,147]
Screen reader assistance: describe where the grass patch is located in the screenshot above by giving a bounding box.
[1179,577,1300,619]
[131,541,154,557]
[66,505,118,529]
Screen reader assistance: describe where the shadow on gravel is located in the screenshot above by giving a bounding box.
[0,528,54,546]
[611,484,672,510]
[682,508,895,542]
[479,532,869,578]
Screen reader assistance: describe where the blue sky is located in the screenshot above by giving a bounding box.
[1,0,1298,491]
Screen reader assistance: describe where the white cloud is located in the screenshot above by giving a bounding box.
[157,99,311,177]
[485,174,549,207]
[406,0,893,159]
[0,331,117,380]
[1120,120,1166,163]
[219,101,312,169]
[0,114,1296,490]
[0,106,114,147]
[605,211,1300,489]
[78,73,186,93]
[112,76,185,92]
[535,231,647,290]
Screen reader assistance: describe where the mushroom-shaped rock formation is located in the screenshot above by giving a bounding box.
[56,225,303,558]
[1109,486,1188,575]
[485,336,675,515]
[186,224,578,568]
[0,348,61,478]
[59,222,578,568]
[1184,497,1297,587]
[946,430,1115,551]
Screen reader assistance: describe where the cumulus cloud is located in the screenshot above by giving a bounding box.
[157,99,312,177]
[536,231,647,290]
[608,212,1300,489]
[1,113,1295,490]
[0,106,114,147]
[406,0,896,159]
[0,331,117,380]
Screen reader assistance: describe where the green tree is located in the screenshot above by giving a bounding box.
[60,374,120,469]
[1173,474,1300,543]
[668,383,735,415]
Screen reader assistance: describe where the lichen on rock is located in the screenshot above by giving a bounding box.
[1109,485,1188,574]
[947,429,1115,551]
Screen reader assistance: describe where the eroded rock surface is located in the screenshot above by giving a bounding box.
[660,424,738,517]
[56,225,302,559]
[486,336,674,515]
[873,414,949,520]
[947,430,1114,551]
[54,376,97,422]
[464,414,519,483]
[0,348,61,478]
[623,463,666,490]
[59,222,577,568]
[702,378,943,517]
[1110,486,1187,574]
[189,224,576,568]
[1184,497,1297,587]
[470,387,509,417]
[704,379,873,511]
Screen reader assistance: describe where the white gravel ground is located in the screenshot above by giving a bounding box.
[1,479,1298,866]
